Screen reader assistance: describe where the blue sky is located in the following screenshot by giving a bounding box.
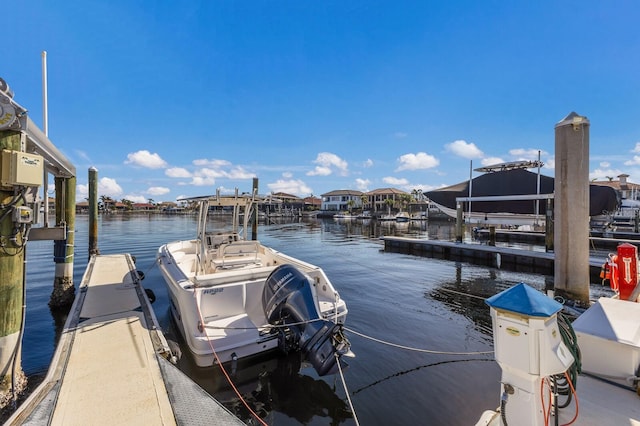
[3,1,640,203]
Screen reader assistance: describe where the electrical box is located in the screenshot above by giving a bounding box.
[1,150,44,187]
[13,206,33,223]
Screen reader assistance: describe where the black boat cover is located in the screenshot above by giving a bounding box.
[425,169,618,216]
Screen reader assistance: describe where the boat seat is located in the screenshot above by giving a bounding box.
[212,241,261,270]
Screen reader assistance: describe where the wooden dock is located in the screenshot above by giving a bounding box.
[6,254,243,425]
[382,236,608,282]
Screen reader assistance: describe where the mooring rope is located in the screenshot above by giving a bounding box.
[335,353,360,426]
[193,289,268,426]
[344,326,493,356]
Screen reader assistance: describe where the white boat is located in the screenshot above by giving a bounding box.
[333,211,356,219]
[395,211,410,222]
[157,190,351,376]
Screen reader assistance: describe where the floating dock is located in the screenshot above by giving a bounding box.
[6,254,243,425]
[382,236,609,283]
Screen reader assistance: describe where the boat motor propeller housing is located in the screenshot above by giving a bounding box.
[263,264,351,376]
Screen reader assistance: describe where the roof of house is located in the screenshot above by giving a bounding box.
[321,189,364,196]
[271,192,302,201]
[365,188,409,195]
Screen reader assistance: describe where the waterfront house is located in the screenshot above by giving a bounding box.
[363,188,410,214]
[320,190,364,212]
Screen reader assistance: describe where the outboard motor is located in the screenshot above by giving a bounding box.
[263,264,351,376]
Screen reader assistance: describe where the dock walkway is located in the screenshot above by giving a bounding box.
[382,236,608,282]
[7,254,243,426]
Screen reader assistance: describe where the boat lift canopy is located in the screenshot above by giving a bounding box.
[0,77,75,178]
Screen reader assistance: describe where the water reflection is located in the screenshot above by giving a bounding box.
[176,345,352,425]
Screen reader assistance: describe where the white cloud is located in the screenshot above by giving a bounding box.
[193,158,232,167]
[383,176,409,186]
[198,168,225,178]
[226,167,255,179]
[481,157,504,167]
[600,161,610,168]
[124,194,148,203]
[624,156,640,166]
[98,177,123,197]
[188,159,254,181]
[147,186,170,196]
[307,166,332,176]
[282,172,293,178]
[307,152,348,176]
[509,148,548,160]
[590,167,624,181]
[396,152,439,171]
[125,150,168,169]
[190,176,216,186]
[394,132,408,139]
[445,140,483,159]
[363,159,373,168]
[166,167,192,178]
[632,142,640,154]
[76,184,88,201]
[355,178,371,191]
[267,179,313,196]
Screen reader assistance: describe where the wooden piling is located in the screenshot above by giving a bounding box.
[553,112,590,305]
[545,198,554,252]
[455,202,463,242]
[50,176,76,308]
[251,177,258,240]
[88,167,99,255]
[0,130,27,408]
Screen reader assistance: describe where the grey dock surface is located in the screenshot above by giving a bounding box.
[7,254,243,426]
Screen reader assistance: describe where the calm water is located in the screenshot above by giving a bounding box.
[22,215,587,425]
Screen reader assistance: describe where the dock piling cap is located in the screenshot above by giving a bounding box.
[485,283,563,317]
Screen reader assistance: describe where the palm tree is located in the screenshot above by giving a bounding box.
[346,199,355,214]
[99,195,114,212]
[384,198,395,216]
[360,194,369,211]
[121,198,133,211]
[399,193,412,213]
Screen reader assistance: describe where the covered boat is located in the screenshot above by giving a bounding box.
[157,190,351,376]
[425,161,618,226]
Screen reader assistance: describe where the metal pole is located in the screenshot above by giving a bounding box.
[42,51,49,227]
[536,150,541,222]
[468,160,473,223]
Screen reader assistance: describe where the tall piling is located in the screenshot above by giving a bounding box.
[0,130,27,408]
[50,176,76,308]
[251,177,258,240]
[553,112,590,305]
[88,167,99,255]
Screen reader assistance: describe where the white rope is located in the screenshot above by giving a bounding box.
[335,353,360,426]
[344,326,493,356]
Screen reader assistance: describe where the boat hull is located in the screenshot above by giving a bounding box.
[157,240,348,368]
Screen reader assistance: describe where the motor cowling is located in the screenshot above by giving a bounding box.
[263,264,350,376]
